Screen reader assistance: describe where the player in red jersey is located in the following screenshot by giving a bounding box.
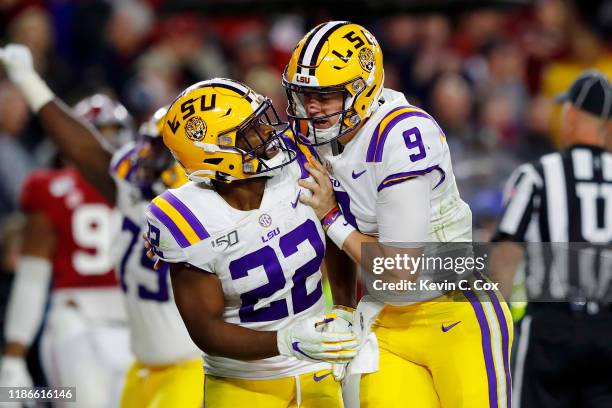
[0,95,135,408]
[0,45,204,408]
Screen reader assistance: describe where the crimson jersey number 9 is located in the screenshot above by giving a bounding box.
[71,204,118,275]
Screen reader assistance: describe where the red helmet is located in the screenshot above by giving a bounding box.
[74,94,135,151]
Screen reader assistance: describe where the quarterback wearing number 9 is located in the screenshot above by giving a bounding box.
[144,79,357,407]
[284,22,513,407]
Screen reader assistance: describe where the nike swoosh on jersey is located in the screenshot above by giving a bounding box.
[291,191,301,208]
[313,372,332,382]
[441,321,461,332]
[352,169,367,179]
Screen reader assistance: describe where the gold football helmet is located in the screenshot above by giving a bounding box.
[282,21,384,145]
[162,78,296,183]
[134,105,188,197]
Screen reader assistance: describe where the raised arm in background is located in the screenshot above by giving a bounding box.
[0,45,116,203]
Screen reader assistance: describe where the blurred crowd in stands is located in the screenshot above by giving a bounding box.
[0,0,610,246]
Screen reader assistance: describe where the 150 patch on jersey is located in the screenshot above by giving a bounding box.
[211,230,239,251]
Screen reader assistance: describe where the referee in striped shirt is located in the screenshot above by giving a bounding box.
[491,70,612,408]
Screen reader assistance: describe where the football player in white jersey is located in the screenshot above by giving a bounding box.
[144,79,357,407]
[0,45,204,407]
[282,22,513,408]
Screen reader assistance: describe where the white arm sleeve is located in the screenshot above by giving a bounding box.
[376,172,433,245]
[4,256,52,346]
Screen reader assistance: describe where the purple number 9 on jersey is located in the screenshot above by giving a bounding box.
[403,127,426,162]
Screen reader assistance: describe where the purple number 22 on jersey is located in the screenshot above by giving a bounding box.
[229,219,324,323]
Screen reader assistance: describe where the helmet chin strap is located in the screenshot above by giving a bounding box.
[312,121,342,144]
[188,170,214,184]
[295,99,342,144]
[254,148,293,178]
[294,89,359,145]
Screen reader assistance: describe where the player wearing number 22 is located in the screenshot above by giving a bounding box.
[283,22,513,407]
[145,79,357,407]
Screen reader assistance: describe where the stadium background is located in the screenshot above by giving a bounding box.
[0,0,610,393]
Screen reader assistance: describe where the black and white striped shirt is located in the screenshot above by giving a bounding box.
[495,144,612,302]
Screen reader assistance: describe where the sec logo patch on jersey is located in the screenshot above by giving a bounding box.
[258,213,273,228]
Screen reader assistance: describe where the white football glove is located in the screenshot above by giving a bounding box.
[0,44,36,83]
[327,306,357,382]
[0,44,54,112]
[277,313,358,363]
[0,356,33,388]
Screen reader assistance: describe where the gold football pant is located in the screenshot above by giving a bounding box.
[120,358,204,408]
[204,369,343,408]
[360,287,513,408]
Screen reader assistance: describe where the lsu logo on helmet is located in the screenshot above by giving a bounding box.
[358,47,374,72]
[162,78,297,183]
[184,116,207,141]
[282,21,384,145]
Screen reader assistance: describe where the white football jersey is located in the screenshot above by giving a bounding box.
[145,157,331,379]
[110,143,201,365]
[317,88,472,242]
